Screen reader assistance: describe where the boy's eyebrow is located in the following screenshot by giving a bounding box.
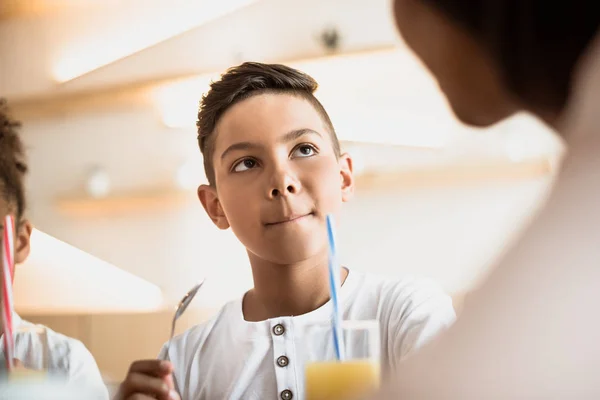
[279,128,322,144]
[220,128,322,161]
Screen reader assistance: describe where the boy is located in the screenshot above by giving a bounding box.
[0,99,108,398]
[117,62,455,400]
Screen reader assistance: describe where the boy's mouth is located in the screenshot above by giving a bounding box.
[264,212,314,227]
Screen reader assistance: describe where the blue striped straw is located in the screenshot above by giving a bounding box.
[326,214,345,361]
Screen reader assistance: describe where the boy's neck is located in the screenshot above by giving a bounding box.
[242,250,349,322]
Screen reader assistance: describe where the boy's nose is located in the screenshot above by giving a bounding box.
[270,184,296,198]
[268,172,300,199]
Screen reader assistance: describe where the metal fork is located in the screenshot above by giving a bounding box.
[161,279,205,360]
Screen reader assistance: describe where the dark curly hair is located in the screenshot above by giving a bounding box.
[0,98,28,219]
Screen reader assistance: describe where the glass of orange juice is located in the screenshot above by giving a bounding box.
[303,319,380,400]
[6,324,50,381]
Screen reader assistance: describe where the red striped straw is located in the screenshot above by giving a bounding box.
[2,215,15,370]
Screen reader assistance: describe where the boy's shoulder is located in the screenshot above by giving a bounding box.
[345,269,454,318]
[347,270,456,367]
[349,269,449,300]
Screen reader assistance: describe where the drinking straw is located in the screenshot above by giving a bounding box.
[2,215,16,370]
[326,214,345,361]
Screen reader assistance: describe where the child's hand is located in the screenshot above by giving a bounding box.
[115,360,180,400]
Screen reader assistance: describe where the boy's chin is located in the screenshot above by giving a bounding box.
[258,243,325,265]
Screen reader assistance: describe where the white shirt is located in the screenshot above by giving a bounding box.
[376,33,600,400]
[0,314,108,399]
[160,270,456,400]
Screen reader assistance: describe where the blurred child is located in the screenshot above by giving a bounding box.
[0,99,108,398]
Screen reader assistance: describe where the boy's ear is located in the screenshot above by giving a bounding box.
[339,153,355,202]
[197,185,230,230]
[14,219,32,265]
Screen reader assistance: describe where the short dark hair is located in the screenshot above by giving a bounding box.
[0,99,28,219]
[421,0,600,113]
[196,62,340,186]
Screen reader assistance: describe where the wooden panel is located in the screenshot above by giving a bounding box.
[20,314,85,341]
[87,312,173,381]
[22,308,217,383]
[356,158,553,192]
[56,189,196,217]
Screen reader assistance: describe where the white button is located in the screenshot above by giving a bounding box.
[273,324,285,336]
[276,355,289,367]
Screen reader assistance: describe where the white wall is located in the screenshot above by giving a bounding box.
[339,179,552,293]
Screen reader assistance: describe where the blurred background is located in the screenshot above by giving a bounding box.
[0,0,563,391]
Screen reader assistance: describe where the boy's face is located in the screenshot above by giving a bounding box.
[198,93,354,264]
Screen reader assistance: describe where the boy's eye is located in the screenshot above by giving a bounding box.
[233,158,257,172]
[292,145,317,158]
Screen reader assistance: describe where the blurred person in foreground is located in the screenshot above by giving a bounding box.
[0,99,108,399]
[370,1,600,398]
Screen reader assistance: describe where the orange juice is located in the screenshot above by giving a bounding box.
[8,365,47,381]
[305,360,380,400]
